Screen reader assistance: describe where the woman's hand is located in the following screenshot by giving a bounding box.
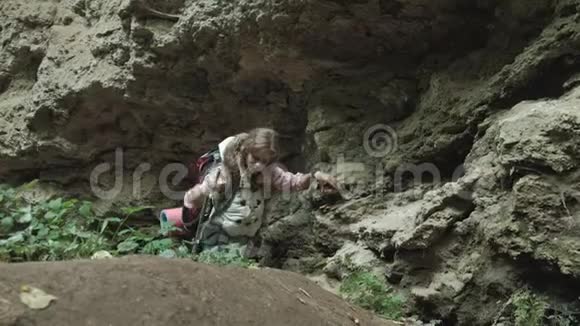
[184,185,206,208]
[206,167,226,193]
[183,167,224,208]
[313,171,340,194]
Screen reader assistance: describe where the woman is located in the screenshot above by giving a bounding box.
[183,127,339,257]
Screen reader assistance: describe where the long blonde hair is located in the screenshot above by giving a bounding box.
[220,127,280,185]
[240,128,280,167]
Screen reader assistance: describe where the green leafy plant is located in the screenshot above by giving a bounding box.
[512,289,548,326]
[0,184,192,262]
[495,289,578,326]
[339,269,405,320]
[0,187,111,261]
[548,312,578,326]
[194,247,257,268]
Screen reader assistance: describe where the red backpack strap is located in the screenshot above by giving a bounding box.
[188,147,221,185]
[197,148,220,182]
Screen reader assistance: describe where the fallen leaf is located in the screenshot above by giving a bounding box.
[19,286,57,309]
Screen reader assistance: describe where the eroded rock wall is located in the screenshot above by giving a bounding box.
[1,0,536,188]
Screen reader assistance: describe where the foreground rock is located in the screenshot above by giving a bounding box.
[0,256,398,326]
[299,89,580,325]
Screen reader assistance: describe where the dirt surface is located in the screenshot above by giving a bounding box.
[0,256,397,326]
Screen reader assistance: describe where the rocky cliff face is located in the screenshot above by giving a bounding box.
[2,0,580,324]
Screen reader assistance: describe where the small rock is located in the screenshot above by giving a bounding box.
[91,250,113,260]
[385,263,405,284]
[411,286,440,300]
[322,241,382,279]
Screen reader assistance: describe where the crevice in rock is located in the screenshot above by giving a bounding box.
[0,47,45,95]
[500,164,562,191]
[498,54,580,108]
[440,313,459,326]
[413,300,459,326]
[390,138,473,194]
[0,76,9,95]
[558,2,580,18]
[511,253,580,301]
[426,135,474,182]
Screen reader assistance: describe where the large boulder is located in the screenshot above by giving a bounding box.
[474,96,580,278]
[0,256,397,326]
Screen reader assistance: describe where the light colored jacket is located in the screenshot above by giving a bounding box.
[184,136,313,237]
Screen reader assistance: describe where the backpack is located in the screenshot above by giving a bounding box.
[182,146,240,253]
[183,147,221,228]
[159,147,221,239]
[160,137,243,252]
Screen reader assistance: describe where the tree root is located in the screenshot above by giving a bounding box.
[134,1,181,21]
